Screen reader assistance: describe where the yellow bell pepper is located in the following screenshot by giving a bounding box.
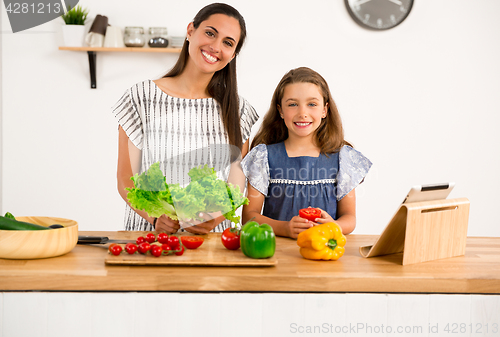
[297,222,346,260]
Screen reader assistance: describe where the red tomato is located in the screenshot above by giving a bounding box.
[157,232,169,244]
[109,244,122,256]
[161,244,172,252]
[136,236,146,245]
[181,236,204,249]
[299,208,321,222]
[138,242,151,254]
[125,243,138,254]
[221,227,240,250]
[167,236,180,250]
[151,245,163,257]
[175,245,185,256]
[145,233,156,243]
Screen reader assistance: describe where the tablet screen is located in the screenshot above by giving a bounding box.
[402,183,455,203]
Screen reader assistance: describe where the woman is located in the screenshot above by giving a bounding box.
[112,3,258,234]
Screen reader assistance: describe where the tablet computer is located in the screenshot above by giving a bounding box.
[402,182,455,204]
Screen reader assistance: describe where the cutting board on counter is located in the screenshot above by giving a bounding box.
[105,233,277,267]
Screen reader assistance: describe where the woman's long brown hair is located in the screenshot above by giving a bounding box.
[251,67,352,154]
[164,3,247,150]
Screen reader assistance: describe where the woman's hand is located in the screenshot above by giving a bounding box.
[314,208,335,224]
[181,212,223,234]
[287,216,313,239]
[154,214,180,234]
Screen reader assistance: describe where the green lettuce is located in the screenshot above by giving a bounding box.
[126,162,248,224]
[126,162,177,219]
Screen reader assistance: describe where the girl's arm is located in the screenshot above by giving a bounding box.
[316,189,356,234]
[117,126,180,233]
[335,189,356,234]
[242,184,312,239]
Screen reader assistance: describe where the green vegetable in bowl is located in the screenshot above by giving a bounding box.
[0,213,51,231]
[126,162,248,224]
[4,212,15,220]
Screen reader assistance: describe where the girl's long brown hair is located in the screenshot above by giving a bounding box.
[251,67,352,154]
[164,3,247,150]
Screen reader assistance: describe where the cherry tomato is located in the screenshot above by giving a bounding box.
[151,245,163,257]
[221,227,240,250]
[299,208,321,222]
[157,232,169,244]
[138,242,151,254]
[180,236,205,249]
[108,244,122,256]
[125,243,138,254]
[167,236,180,250]
[175,245,185,256]
[145,233,156,243]
[161,244,172,252]
[136,236,146,245]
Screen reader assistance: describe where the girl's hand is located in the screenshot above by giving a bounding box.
[287,216,314,239]
[155,214,180,234]
[314,208,335,224]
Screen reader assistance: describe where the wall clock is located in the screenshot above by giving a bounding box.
[345,0,414,30]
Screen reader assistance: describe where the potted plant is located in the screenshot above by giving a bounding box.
[61,5,89,47]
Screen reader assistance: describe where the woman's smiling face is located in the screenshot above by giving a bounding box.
[186,13,241,74]
[278,82,328,141]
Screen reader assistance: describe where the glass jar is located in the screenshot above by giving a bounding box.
[123,27,145,47]
[148,27,169,48]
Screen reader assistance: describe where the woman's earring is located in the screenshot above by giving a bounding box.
[186,37,189,42]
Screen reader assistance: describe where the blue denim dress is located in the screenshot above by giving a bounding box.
[241,142,372,222]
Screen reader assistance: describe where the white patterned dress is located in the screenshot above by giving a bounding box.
[112,80,259,231]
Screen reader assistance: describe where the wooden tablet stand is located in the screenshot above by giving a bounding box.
[359,198,470,265]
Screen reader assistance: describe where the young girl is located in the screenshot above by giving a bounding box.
[113,4,258,234]
[241,67,371,239]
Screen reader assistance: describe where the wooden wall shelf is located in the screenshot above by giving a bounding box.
[59,46,182,53]
[59,46,182,88]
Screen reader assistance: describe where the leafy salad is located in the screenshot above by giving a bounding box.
[126,162,248,224]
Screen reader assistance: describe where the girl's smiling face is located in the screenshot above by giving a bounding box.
[278,82,328,141]
[186,13,241,74]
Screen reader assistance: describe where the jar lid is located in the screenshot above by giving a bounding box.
[148,27,168,34]
[125,27,145,33]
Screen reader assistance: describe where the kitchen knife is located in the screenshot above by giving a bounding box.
[77,236,136,245]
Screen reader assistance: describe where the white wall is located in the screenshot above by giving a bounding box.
[1,0,500,236]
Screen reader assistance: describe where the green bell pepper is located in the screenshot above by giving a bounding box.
[240,221,276,259]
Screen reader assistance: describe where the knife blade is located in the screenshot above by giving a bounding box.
[77,236,136,245]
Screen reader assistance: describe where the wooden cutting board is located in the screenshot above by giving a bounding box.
[105,233,277,267]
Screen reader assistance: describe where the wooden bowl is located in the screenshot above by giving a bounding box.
[0,216,78,259]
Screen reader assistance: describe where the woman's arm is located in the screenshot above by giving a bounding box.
[242,184,312,239]
[227,140,249,192]
[117,126,180,233]
[117,126,152,223]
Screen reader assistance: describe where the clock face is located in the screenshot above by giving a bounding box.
[345,0,413,30]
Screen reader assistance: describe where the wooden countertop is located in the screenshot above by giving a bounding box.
[1,232,500,294]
